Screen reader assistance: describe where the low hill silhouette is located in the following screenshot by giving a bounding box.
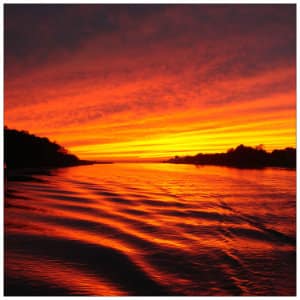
[167,144,296,168]
[4,127,99,168]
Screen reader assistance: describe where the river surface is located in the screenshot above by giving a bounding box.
[5,163,296,296]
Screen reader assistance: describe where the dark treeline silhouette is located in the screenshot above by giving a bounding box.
[4,127,98,168]
[167,144,296,168]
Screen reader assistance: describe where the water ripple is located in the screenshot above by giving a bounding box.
[5,163,296,295]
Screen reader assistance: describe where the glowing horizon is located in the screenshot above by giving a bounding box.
[4,4,296,161]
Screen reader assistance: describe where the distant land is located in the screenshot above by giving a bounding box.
[167,144,296,169]
[4,127,112,169]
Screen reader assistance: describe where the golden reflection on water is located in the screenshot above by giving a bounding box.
[5,163,296,296]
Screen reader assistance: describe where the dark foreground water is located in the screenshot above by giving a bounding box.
[5,163,296,296]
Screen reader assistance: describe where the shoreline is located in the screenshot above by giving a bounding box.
[165,161,296,170]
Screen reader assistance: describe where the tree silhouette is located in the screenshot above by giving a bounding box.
[168,144,296,168]
[4,127,81,168]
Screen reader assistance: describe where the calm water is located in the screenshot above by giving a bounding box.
[5,163,296,296]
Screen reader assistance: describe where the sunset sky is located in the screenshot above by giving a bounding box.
[4,4,296,161]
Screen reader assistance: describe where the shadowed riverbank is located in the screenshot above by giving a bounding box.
[4,127,112,169]
[167,144,296,169]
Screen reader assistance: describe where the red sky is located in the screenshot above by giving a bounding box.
[4,4,296,161]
